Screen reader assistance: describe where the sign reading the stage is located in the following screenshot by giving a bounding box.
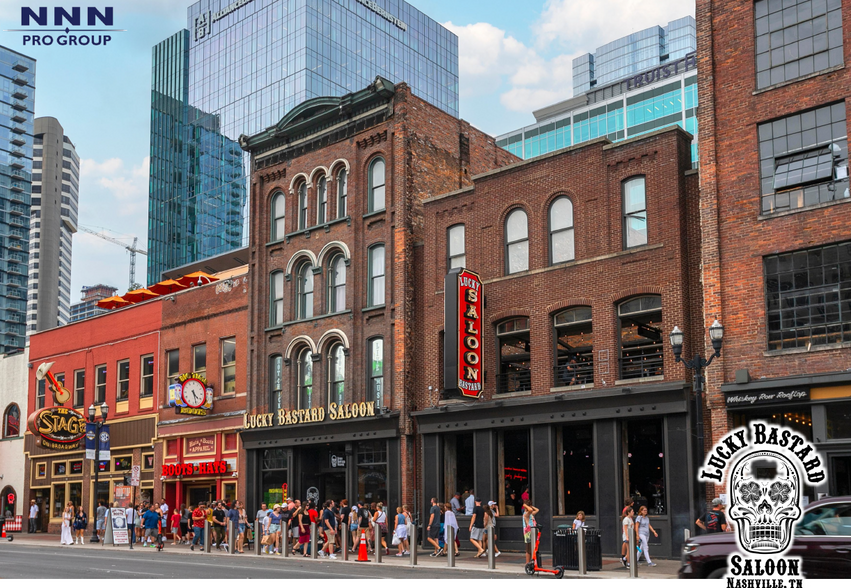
[27,406,86,449]
[242,401,376,430]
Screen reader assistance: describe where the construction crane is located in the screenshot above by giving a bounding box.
[79,226,147,291]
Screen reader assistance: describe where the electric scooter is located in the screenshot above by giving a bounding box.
[524,525,565,579]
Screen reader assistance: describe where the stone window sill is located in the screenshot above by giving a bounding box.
[614,375,664,386]
[550,383,595,393]
[494,390,532,399]
[764,341,851,356]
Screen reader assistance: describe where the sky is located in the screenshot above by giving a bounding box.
[0,0,694,304]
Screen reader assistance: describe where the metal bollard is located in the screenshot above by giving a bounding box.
[255,521,261,556]
[227,520,234,554]
[310,522,318,559]
[374,522,382,563]
[487,525,495,569]
[283,522,290,557]
[204,520,212,553]
[578,526,587,575]
[446,526,456,567]
[684,528,691,542]
[628,529,638,578]
[342,524,348,561]
[408,523,417,566]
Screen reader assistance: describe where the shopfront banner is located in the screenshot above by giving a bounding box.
[85,423,96,460]
[98,425,111,460]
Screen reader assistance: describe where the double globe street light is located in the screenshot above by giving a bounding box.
[87,402,109,543]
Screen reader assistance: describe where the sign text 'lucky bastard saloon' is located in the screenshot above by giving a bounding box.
[444,268,483,398]
[243,401,376,429]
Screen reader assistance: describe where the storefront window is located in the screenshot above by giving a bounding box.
[731,410,813,440]
[52,484,65,517]
[297,349,314,409]
[328,343,345,405]
[497,318,531,394]
[368,338,383,407]
[114,457,132,471]
[193,344,206,380]
[95,481,109,508]
[826,402,851,439]
[554,308,594,386]
[117,360,129,401]
[619,296,663,380]
[167,349,179,381]
[261,450,288,507]
[444,433,474,504]
[503,429,531,508]
[357,440,387,503]
[222,482,236,506]
[269,355,283,411]
[626,419,666,515]
[69,482,82,509]
[562,425,595,516]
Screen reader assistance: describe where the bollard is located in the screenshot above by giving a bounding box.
[408,523,417,566]
[310,522,318,559]
[255,521,261,556]
[227,520,234,554]
[374,522,382,563]
[487,525,495,569]
[577,526,587,575]
[342,524,348,561]
[446,525,455,568]
[628,528,638,578]
[204,520,212,553]
[283,521,289,557]
[684,528,691,542]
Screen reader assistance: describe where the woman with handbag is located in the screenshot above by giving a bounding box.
[372,502,389,555]
[443,503,460,557]
[392,506,407,556]
[73,505,87,545]
[296,505,311,556]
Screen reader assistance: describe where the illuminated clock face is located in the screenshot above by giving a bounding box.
[181,379,206,408]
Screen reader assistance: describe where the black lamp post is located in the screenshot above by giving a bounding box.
[669,320,723,479]
[87,402,109,543]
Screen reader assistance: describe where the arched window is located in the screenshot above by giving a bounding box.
[496,318,531,394]
[269,355,283,411]
[368,244,385,307]
[554,307,593,386]
[295,262,314,319]
[447,224,466,270]
[618,295,663,380]
[505,209,529,274]
[328,343,346,406]
[549,197,574,264]
[316,175,327,224]
[298,182,308,230]
[269,270,284,326]
[271,192,286,241]
[337,168,348,218]
[3,403,20,438]
[367,337,384,406]
[327,253,347,313]
[368,157,386,212]
[623,177,647,248]
[297,348,314,409]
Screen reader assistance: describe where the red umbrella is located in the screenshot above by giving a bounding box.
[123,288,159,303]
[177,271,218,287]
[149,279,188,295]
[96,296,131,309]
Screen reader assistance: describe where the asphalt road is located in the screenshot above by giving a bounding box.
[0,543,512,579]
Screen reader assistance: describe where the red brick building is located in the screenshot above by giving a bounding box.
[416,126,702,556]
[238,78,516,511]
[697,0,851,497]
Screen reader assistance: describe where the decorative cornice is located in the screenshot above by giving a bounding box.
[357,130,388,149]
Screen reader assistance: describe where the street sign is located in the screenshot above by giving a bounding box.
[130,465,140,486]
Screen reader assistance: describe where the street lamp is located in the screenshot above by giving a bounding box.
[87,402,109,543]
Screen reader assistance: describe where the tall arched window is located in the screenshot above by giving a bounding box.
[618,295,663,380]
[327,253,347,313]
[549,197,574,264]
[623,177,647,248]
[496,318,531,394]
[328,343,346,406]
[297,348,314,409]
[269,355,283,411]
[554,307,593,386]
[368,244,385,307]
[316,175,327,224]
[368,157,386,212]
[270,270,284,326]
[337,168,348,218]
[298,182,308,230]
[367,337,384,406]
[296,262,314,319]
[447,224,466,270]
[271,192,286,241]
[505,209,529,274]
[3,403,20,438]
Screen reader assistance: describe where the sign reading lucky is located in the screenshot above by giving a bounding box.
[28,406,86,449]
[443,268,484,398]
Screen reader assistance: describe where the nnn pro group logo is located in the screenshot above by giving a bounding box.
[6,6,123,47]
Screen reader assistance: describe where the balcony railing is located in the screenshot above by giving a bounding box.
[619,345,664,380]
[496,369,533,394]
[553,356,594,387]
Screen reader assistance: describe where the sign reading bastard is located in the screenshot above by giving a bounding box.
[444,268,483,398]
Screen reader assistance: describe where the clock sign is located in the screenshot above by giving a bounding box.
[181,378,207,408]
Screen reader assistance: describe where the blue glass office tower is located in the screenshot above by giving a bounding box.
[148,0,459,284]
[0,46,35,354]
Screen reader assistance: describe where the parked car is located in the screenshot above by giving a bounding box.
[679,496,851,579]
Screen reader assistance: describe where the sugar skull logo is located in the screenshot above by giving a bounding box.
[728,450,801,555]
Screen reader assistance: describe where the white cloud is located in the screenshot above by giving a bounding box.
[79,156,150,218]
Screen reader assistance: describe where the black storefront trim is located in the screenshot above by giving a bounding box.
[241,413,399,448]
[721,370,851,394]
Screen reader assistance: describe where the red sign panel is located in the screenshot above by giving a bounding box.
[161,460,228,477]
[444,268,483,398]
[7,493,14,504]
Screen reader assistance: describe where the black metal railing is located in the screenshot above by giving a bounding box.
[619,345,664,380]
[496,369,532,394]
[553,356,594,386]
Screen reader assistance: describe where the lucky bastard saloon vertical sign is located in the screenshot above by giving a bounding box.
[444,268,483,398]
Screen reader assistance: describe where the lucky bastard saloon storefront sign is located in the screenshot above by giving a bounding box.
[243,401,377,430]
[444,268,483,398]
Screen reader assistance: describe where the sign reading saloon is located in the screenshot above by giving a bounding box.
[27,406,86,450]
[243,401,376,430]
[444,268,483,398]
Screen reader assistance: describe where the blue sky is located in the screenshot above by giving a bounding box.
[0,0,693,302]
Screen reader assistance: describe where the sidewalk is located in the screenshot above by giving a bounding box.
[6,532,680,578]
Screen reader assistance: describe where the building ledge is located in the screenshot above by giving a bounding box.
[758,195,850,221]
[764,341,851,357]
[752,64,845,95]
[615,375,664,386]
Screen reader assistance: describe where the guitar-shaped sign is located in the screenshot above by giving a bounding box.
[36,362,71,405]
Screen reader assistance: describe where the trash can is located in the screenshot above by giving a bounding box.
[553,528,603,571]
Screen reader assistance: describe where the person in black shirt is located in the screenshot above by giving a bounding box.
[696,498,727,533]
[212,502,227,549]
[321,500,338,558]
[339,499,351,551]
[469,497,486,558]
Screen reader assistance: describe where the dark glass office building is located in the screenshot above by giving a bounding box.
[147,0,459,284]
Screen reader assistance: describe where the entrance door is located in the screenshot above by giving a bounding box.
[34,489,48,532]
[831,456,851,496]
[187,485,215,507]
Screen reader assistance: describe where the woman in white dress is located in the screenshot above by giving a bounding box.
[60,501,74,545]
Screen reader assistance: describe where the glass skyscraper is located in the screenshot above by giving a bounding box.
[0,46,35,354]
[148,0,459,284]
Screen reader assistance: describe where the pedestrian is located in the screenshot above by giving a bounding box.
[296,504,311,556]
[60,501,74,545]
[392,506,406,556]
[225,500,239,552]
[485,501,501,557]
[95,500,107,541]
[160,500,169,528]
[179,503,190,544]
[142,504,160,547]
[464,488,475,515]
[125,503,137,546]
[73,505,88,545]
[255,502,268,528]
[696,497,727,534]
[170,508,182,545]
[28,499,38,533]
[573,510,586,529]
[190,502,206,551]
[442,502,460,557]
[621,506,635,567]
[321,500,338,558]
[136,504,145,543]
[634,505,658,566]
[621,498,634,562]
[212,501,227,549]
[262,506,273,554]
[450,491,463,514]
[372,501,389,555]
[237,502,248,553]
[268,504,283,554]
[521,486,530,503]
[522,502,539,565]
[426,497,442,556]
[469,496,486,558]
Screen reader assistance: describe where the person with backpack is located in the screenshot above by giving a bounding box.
[696,497,727,534]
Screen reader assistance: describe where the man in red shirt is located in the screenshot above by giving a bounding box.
[190,502,206,551]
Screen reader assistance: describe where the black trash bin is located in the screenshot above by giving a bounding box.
[553,528,603,571]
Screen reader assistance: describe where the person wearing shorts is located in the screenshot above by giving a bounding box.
[268,504,283,554]
[170,510,181,545]
[426,497,442,556]
[142,505,160,547]
[469,497,486,558]
[322,500,337,558]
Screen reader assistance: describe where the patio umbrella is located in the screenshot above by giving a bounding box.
[123,288,160,303]
[148,279,188,295]
[96,296,131,309]
[177,271,218,287]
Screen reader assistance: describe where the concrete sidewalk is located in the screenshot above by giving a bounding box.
[5,532,679,578]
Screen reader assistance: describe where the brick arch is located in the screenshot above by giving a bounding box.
[316,241,352,266]
[362,151,388,175]
[609,287,663,305]
[543,188,578,211]
[488,308,532,325]
[498,202,530,227]
[286,249,318,275]
[328,158,350,175]
[545,298,593,315]
[317,329,351,353]
[309,165,329,186]
[288,172,309,194]
[285,335,317,359]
